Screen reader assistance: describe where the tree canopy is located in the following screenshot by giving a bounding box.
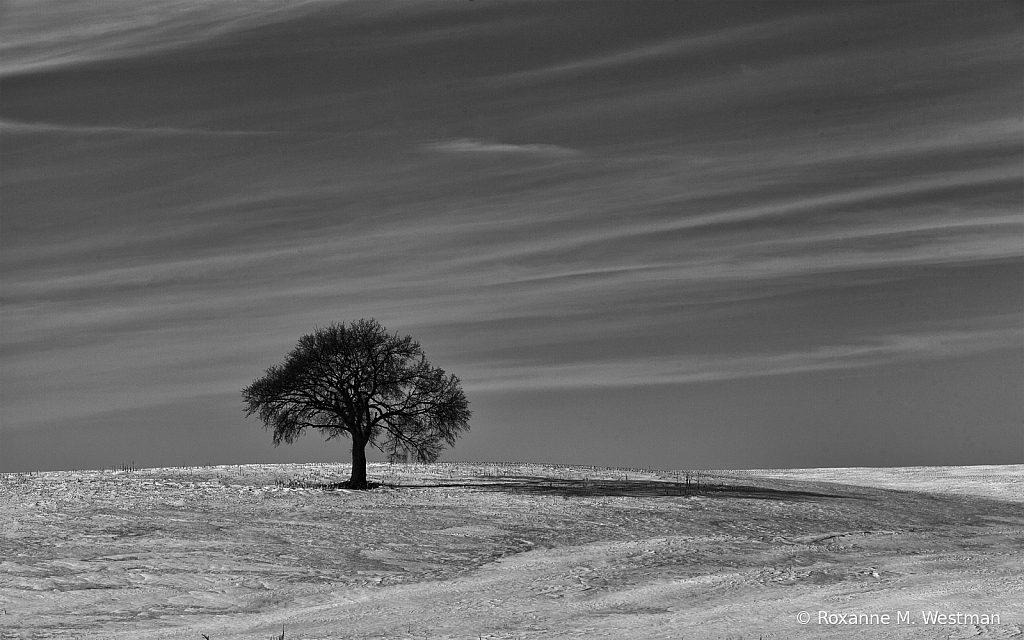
[242,319,470,489]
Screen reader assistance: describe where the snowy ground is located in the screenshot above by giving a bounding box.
[1,462,1021,639]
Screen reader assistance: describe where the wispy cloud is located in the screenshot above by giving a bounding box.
[424,138,582,157]
[0,119,288,137]
[0,1,321,77]
[463,319,1024,391]
[497,14,819,85]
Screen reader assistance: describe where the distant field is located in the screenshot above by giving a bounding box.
[1,463,1021,639]
[735,464,1024,503]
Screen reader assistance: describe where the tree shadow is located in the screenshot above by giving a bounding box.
[387,475,848,501]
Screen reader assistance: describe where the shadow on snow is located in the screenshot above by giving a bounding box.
[388,475,847,501]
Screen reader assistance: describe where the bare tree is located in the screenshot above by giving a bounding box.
[242,319,471,489]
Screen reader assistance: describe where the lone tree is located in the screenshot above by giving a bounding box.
[242,319,470,489]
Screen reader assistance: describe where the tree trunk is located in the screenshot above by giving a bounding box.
[349,435,368,490]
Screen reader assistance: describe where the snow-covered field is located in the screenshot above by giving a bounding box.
[2,463,1021,639]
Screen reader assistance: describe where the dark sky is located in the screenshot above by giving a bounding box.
[2,1,1021,473]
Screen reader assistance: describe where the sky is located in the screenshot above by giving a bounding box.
[1,1,1021,473]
